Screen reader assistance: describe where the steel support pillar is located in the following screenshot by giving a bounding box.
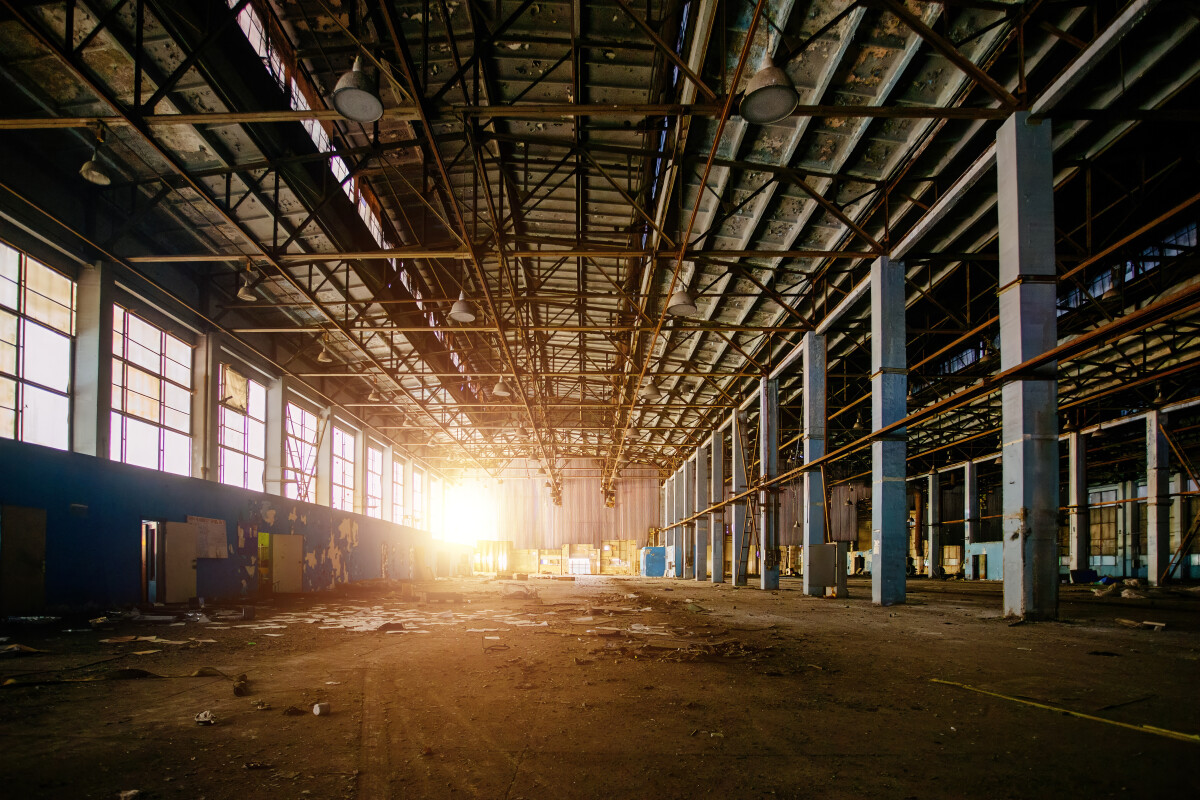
[1146,410,1171,585]
[731,411,748,586]
[1068,431,1090,573]
[800,333,827,596]
[997,112,1059,619]
[927,472,941,577]
[695,442,709,581]
[710,428,726,584]
[759,377,780,590]
[964,460,979,578]
[871,256,907,606]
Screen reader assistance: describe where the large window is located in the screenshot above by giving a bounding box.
[283,400,319,502]
[365,444,383,519]
[217,363,266,490]
[0,243,75,450]
[111,306,192,475]
[331,424,355,511]
[392,457,406,523]
[412,467,425,529]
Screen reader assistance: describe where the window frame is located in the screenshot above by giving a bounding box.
[110,303,194,475]
[365,441,384,519]
[0,241,76,451]
[216,362,267,491]
[330,422,356,512]
[282,395,320,503]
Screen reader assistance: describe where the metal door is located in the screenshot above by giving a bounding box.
[272,534,303,593]
[1,506,46,615]
[163,521,197,604]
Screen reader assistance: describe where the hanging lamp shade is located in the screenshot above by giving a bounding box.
[331,55,383,123]
[317,337,334,363]
[368,387,382,402]
[493,379,512,397]
[79,150,115,186]
[740,56,799,125]
[236,272,256,302]
[666,288,697,317]
[449,290,476,323]
[640,382,662,401]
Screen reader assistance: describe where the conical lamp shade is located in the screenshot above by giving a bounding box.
[493,380,512,397]
[666,288,697,316]
[449,290,476,323]
[741,56,799,124]
[79,151,114,186]
[332,55,383,123]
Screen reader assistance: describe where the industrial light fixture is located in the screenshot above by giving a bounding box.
[236,263,257,302]
[331,54,383,123]
[79,125,116,186]
[851,413,866,434]
[493,379,512,397]
[449,290,476,323]
[740,55,799,125]
[666,288,697,317]
[368,386,382,402]
[317,334,334,363]
[640,382,662,401]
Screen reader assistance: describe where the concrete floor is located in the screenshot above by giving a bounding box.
[1,576,1197,799]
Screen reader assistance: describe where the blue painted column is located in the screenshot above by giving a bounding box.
[760,377,780,590]
[731,411,748,586]
[997,112,1059,619]
[871,255,907,606]
[710,428,726,583]
[800,332,827,596]
[695,442,709,581]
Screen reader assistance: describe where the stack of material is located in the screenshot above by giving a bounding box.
[600,540,638,575]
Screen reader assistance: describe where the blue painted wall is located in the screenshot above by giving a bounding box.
[0,439,431,610]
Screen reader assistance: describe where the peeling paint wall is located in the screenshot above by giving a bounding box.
[0,438,430,609]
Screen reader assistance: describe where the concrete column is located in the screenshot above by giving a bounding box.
[1068,431,1089,573]
[964,461,979,578]
[674,466,687,577]
[1146,410,1171,585]
[710,429,725,583]
[927,472,941,577]
[71,263,113,457]
[664,475,674,558]
[189,334,218,481]
[800,332,826,596]
[871,256,907,606]
[1169,473,1184,576]
[264,378,286,496]
[759,377,780,590]
[381,444,395,522]
[731,411,748,586]
[683,458,695,579]
[997,112,1059,619]
[695,441,709,581]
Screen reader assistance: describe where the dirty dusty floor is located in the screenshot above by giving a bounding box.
[1,576,1198,799]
